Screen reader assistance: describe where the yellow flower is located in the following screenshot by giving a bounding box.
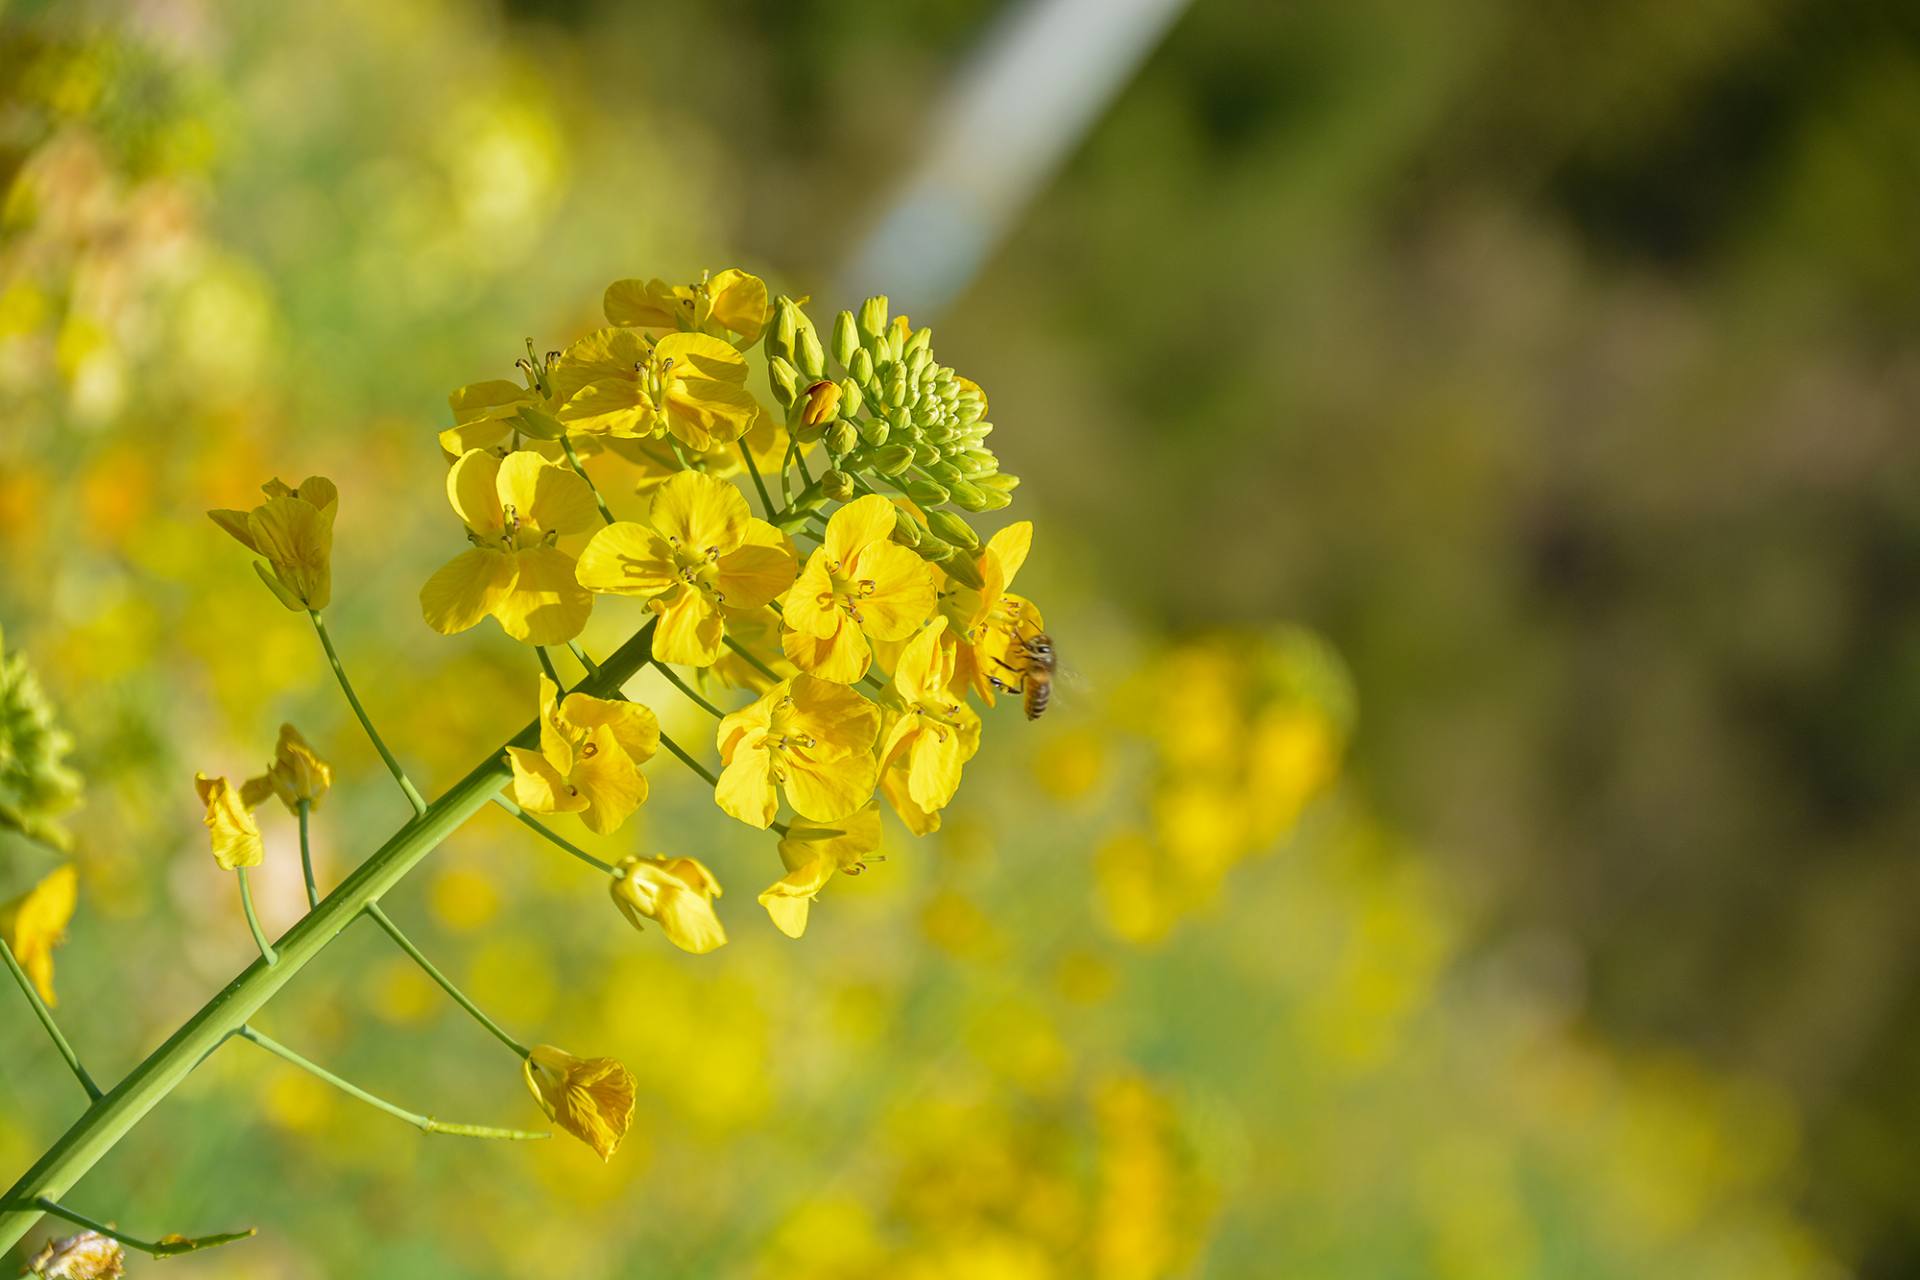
[240,723,332,814]
[940,521,1042,705]
[574,471,797,666]
[194,773,263,870]
[522,1043,637,1161]
[877,619,981,834]
[507,676,659,835]
[420,449,600,645]
[208,476,337,611]
[781,495,937,683]
[759,802,881,939]
[552,328,759,451]
[0,864,77,1006]
[23,1229,125,1279]
[437,378,577,460]
[716,674,880,828]
[609,854,727,954]
[603,268,770,342]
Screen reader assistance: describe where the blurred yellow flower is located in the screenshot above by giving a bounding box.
[760,802,881,939]
[23,1228,124,1279]
[782,495,937,683]
[193,773,263,870]
[609,854,727,954]
[573,472,796,665]
[207,475,337,611]
[603,267,770,343]
[553,328,759,451]
[420,449,600,645]
[0,863,77,1005]
[240,723,332,814]
[522,1043,636,1162]
[716,674,879,828]
[878,620,981,835]
[508,675,659,835]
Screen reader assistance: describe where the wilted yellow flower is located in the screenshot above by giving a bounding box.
[878,619,981,835]
[522,1043,637,1161]
[609,854,727,954]
[552,328,759,451]
[240,723,332,814]
[716,674,880,828]
[23,1229,124,1279]
[508,676,659,835]
[420,449,600,645]
[782,495,937,683]
[194,773,263,870]
[603,268,770,342]
[573,472,796,666]
[207,475,337,611]
[759,802,881,939]
[0,864,77,1005]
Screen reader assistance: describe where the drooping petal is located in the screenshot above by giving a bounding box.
[449,379,533,424]
[708,269,769,341]
[758,858,836,939]
[420,548,517,635]
[491,546,592,645]
[985,521,1033,587]
[246,496,332,610]
[648,586,725,667]
[447,449,506,535]
[907,709,979,812]
[194,773,264,870]
[523,1044,636,1161]
[207,508,260,552]
[0,865,77,1006]
[496,451,601,538]
[880,758,942,835]
[823,494,898,566]
[650,471,748,555]
[575,522,679,598]
[602,278,680,330]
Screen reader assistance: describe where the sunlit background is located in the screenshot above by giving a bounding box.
[3,1,1918,1276]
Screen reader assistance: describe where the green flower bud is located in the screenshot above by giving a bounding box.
[928,539,986,590]
[767,297,800,364]
[926,509,980,551]
[795,317,826,381]
[914,444,941,466]
[821,468,856,502]
[976,472,1020,494]
[837,378,864,419]
[870,444,916,476]
[958,448,998,476]
[768,356,801,408]
[888,404,912,433]
[903,326,933,359]
[906,346,932,381]
[831,310,859,368]
[857,295,889,340]
[946,479,991,512]
[884,327,906,364]
[885,369,909,408]
[970,484,1013,511]
[826,420,859,456]
[890,505,923,547]
[904,478,950,508]
[510,404,566,440]
[858,415,890,447]
[849,347,875,386]
[925,460,963,485]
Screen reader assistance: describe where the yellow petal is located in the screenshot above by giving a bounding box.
[447,448,506,535]
[523,1044,636,1161]
[550,326,650,405]
[557,378,656,438]
[194,773,263,870]
[559,693,659,764]
[908,708,979,812]
[714,521,797,610]
[783,749,878,823]
[880,758,942,835]
[708,269,770,341]
[653,332,747,384]
[782,617,871,683]
[781,553,841,640]
[849,541,937,641]
[575,522,678,598]
[496,451,601,538]
[507,746,587,815]
[449,379,532,424]
[984,520,1033,586]
[648,586,726,667]
[788,674,882,756]
[420,548,517,635]
[823,494,897,566]
[572,725,647,835]
[758,858,835,939]
[246,496,332,610]
[714,746,778,829]
[649,471,748,555]
[492,547,593,645]
[0,864,77,1005]
[664,377,758,450]
[602,278,679,329]
[717,691,774,763]
[892,618,949,703]
[777,802,882,874]
[207,508,259,552]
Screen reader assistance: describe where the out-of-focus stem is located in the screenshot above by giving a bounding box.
[297,800,318,909]
[8,1196,254,1259]
[491,796,615,875]
[0,937,102,1102]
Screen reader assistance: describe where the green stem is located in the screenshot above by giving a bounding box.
[361,904,529,1058]
[234,868,277,965]
[492,796,616,875]
[651,659,723,719]
[536,645,563,687]
[0,937,102,1102]
[567,640,600,676]
[309,610,429,818]
[721,635,783,684]
[779,439,797,509]
[236,1025,544,1140]
[561,436,616,525]
[657,729,719,788]
[297,800,318,909]
[738,441,777,520]
[0,620,659,1255]
[13,1196,253,1259]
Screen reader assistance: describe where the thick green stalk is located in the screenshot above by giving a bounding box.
[0,620,656,1255]
[0,937,102,1102]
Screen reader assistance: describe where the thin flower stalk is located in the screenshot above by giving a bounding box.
[0,936,101,1102]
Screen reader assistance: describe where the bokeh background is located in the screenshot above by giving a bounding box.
[3,1,1917,1276]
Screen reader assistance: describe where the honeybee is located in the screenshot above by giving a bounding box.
[989,629,1057,721]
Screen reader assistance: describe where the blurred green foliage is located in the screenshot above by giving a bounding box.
[1,0,1914,1276]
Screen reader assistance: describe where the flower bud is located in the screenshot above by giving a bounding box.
[890,505,923,547]
[798,379,841,428]
[766,297,800,364]
[831,310,859,367]
[821,468,856,502]
[858,415,889,446]
[956,449,998,477]
[968,483,1013,511]
[924,460,963,486]
[869,444,916,476]
[848,347,875,386]
[857,295,889,340]
[837,377,864,419]
[977,471,1020,494]
[795,316,826,381]
[768,356,801,408]
[904,478,950,508]
[926,509,981,551]
[825,420,859,456]
[903,325,933,358]
[885,369,909,408]
[946,479,992,512]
